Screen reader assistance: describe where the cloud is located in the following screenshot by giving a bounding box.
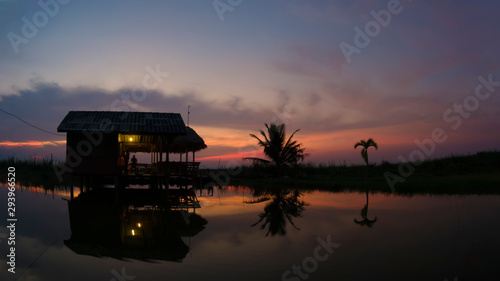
[1,61,499,165]
[0,80,298,142]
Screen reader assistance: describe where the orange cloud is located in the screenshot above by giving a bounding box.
[0,140,66,147]
[196,123,421,164]
[196,149,262,161]
[195,126,261,148]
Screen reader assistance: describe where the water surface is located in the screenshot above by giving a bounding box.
[0,185,499,280]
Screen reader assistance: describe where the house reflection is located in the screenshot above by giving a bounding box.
[246,189,307,236]
[64,189,207,262]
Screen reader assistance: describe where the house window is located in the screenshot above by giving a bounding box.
[118,134,140,143]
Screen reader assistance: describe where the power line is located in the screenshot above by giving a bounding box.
[0,107,64,137]
[15,232,69,281]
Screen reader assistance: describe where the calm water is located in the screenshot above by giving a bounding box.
[1,185,499,281]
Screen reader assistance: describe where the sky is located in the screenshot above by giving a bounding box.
[1,0,500,168]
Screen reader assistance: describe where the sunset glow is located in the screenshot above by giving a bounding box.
[0,140,66,147]
[0,1,499,167]
[1,2,499,280]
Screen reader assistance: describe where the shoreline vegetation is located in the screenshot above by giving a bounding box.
[0,150,499,195]
[0,157,69,190]
[232,150,500,195]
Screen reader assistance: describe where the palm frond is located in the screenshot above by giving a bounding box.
[355,138,378,166]
[249,123,306,169]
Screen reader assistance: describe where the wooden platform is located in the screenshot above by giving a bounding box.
[70,187,201,209]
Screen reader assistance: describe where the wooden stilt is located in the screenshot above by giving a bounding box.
[164,175,170,205]
[80,176,84,195]
[70,175,74,200]
[114,175,119,203]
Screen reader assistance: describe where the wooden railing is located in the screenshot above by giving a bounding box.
[168,161,200,176]
[126,162,200,177]
[152,161,200,176]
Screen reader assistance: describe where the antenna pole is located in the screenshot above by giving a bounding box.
[187,105,191,126]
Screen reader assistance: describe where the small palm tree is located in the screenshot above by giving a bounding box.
[249,123,306,172]
[354,138,378,178]
[354,191,378,227]
[354,138,378,166]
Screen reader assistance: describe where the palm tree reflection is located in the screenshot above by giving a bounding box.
[354,191,377,227]
[247,189,307,236]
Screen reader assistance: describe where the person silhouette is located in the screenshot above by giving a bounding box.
[121,150,129,175]
[131,155,138,174]
[119,155,126,174]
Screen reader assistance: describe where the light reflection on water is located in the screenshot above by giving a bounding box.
[9,185,81,199]
[0,185,499,281]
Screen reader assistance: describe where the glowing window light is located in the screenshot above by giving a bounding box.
[131,229,135,236]
[137,223,142,228]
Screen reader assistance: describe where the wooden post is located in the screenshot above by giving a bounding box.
[69,175,74,200]
[114,175,119,204]
[164,175,169,204]
[165,137,170,163]
[80,176,84,195]
[160,142,163,163]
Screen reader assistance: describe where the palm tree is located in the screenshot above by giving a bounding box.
[354,138,378,178]
[354,138,378,166]
[249,123,306,171]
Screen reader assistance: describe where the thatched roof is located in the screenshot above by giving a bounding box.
[57,111,186,135]
[170,127,207,153]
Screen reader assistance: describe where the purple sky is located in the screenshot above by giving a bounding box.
[1,0,500,167]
